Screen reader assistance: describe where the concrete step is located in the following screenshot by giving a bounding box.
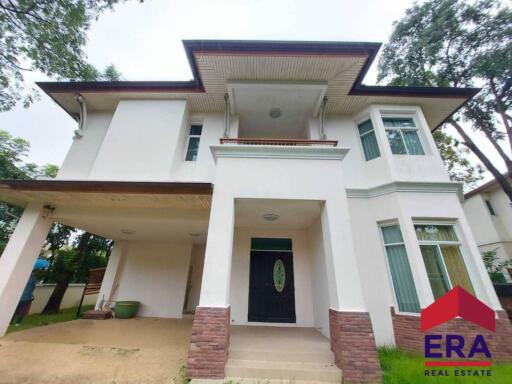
[226,378,340,384]
[229,347,334,363]
[225,359,342,382]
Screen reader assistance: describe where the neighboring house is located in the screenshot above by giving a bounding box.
[464,174,512,281]
[0,40,511,383]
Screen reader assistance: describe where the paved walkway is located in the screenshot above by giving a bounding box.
[0,318,192,384]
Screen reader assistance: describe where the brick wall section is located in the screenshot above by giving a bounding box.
[187,306,230,379]
[390,307,512,361]
[329,309,382,383]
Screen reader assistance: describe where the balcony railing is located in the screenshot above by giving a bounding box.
[219,138,338,147]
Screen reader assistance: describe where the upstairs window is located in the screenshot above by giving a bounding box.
[415,224,474,299]
[185,124,203,161]
[358,119,381,161]
[383,117,425,155]
[381,224,421,313]
[485,200,496,216]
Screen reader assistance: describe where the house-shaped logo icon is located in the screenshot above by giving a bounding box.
[421,286,495,332]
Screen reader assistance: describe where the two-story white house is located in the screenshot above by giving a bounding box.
[1,40,511,383]
[463,174,512,281]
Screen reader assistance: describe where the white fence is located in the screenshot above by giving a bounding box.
[30,284,98,314]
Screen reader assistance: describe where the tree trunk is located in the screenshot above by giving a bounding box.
[448,118,512,203]
[41,232,91,314]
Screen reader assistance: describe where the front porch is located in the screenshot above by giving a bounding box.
[0,173,382,382]
[225,325,341,383]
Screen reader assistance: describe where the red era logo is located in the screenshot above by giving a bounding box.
[421,286,495,332]
[421,286,495,368]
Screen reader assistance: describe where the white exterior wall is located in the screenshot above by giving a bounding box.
[230,228,314,327]
[307,218,331,337]
[89,100,188,181]
[56,104,231,183]
[464,187,512,279]
[44,98,502,346]
[348,190,503,346]
[199,150,367,318]
[170,113,228,182]
[57,113,113,179]
[325,105,450,190]
[111,240,192,318]
[30,284,97,314]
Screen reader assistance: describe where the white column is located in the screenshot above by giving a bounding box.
[0,203,52,336]
[95,241,126,309]
[322,197,367,311]
[198,191,234,308]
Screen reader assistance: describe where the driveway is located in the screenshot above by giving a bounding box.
[0,318,192,384]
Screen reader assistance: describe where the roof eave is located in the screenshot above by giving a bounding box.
[36,39,481,127]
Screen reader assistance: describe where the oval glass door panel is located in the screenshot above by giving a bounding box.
[273,259,286,293]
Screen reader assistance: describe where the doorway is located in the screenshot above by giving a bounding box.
[248,238,296,323]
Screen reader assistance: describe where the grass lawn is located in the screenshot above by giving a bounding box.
[379,347,512,383]
[6,305,94,334]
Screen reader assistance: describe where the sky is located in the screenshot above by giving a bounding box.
[0,0,507,185]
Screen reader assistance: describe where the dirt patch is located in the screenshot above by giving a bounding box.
[0,318,192,384]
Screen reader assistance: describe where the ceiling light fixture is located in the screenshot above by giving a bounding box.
[262,213,280,222]
[120,229,135,235]
[268,108,282,119]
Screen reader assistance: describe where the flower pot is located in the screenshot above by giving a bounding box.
[114,301,140,319]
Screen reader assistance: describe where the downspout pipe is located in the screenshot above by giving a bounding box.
[319,96,328,140]
[74,93,87,139]
[223,93,230,138]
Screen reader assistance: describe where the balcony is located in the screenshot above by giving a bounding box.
[219,138,338,147]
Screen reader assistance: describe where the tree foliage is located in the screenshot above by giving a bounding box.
[432,130,484,185]
[0,129,59,252]
[0,0,129,111]
[378,0,512,195]
[482,249,510,283]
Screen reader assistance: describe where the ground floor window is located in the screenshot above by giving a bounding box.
[381,224,421,313]
[415,224,475,299]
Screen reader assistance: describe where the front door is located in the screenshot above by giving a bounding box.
[248,241,296,323]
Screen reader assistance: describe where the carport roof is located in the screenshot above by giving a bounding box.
[0,179,213,208]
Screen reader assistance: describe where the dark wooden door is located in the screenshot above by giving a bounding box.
[248,250,296,323]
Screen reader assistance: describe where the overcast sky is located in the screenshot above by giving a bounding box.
[0,0,506,185]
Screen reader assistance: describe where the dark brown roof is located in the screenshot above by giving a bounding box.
[36,39,480,130]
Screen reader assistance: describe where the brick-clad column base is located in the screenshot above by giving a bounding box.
[329,309,382,383]
[187,306,230,379]
[390,307,512,361]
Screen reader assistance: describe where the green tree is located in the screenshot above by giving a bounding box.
[482,249,510,283]
[41,231,112,314]
[0,0,132,111]
[378,0,512,195]
[0,130,58,253]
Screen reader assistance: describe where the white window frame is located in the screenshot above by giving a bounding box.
[381,114,425,156]
[356,116,381,162]
[378,221,421,316]
[185,123,203,162]
[414,221,474,296]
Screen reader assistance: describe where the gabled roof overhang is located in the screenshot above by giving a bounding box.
[37,39,479,130]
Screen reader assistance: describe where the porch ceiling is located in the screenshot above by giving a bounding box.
[235,198,323,230]
[0,180,212,242]
[0,180,212,209]
[55,206,210,242]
